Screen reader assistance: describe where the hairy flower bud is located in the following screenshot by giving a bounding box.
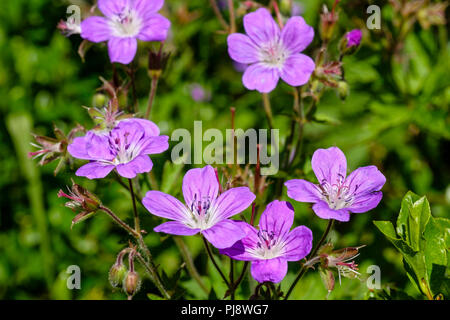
[109,263,128,288]
[339,29,362,56]
[123,271,141,298]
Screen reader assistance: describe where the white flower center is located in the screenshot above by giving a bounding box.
[258,40,288,69]
[319,175,355,210]
[108,131,144,165]
[109,9,142,38]
[184,195,218,230]
[249,230,285,260]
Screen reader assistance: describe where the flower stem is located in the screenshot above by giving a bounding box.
[99,205,138,237]
[209,0,230,32]
[229,258,235,300]
[128,178,140,236]
[173,236,209,294]
[145,75,159,119]
[202,236,230,288]
[261,93,274,130]
[284,219,335,300]
[227,0,236,33]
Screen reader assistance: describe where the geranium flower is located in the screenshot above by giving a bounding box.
[68,118,168,179]
[142,165,256,249]
[227,8,315,93]
[81,0,170,64]
[345,29,362,48]
[285,147,386,222]
[221,200,312,283]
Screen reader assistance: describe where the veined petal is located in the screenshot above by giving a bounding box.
[281,16,314,53]
[312,200,350,222]
[345,165,386,195]
[211,187,255,222]
[311,147,347,187]
[280,53,315,87]
[285,179,321,203]
[98,0,130,18]
[219,221,259,261]
[250,258,288,283]
[122,118,160,136]
[227,33,259,64]
[142,190,189,221]
[242,63,279,93]
[182,165,219,208]
[243,8,280,45]
[75,162,115,179]
[282,226,313,261]
[116,155,153,178]
[133,0,164,17]
[108,37,137,64]
[85,132,114,161]
[348,191,383,214]
[154,221,200,236]
[68,136,91,160]
[142,135,169,155]
[259,200,294,239]
[202,220,246,249]
[80,16,111,42]
[137,14,170,42]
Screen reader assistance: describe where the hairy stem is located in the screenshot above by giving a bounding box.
[284,219,335,300]
[145,76,159,119]
[202,236,230,288]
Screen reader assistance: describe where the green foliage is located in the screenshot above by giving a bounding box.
[374,192,449,299]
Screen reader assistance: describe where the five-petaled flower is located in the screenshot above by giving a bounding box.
[68,118,168,179]
[227,8,315,93]
[142,165,256,249]
[81,0,170,64]
[285,147,386,222]
[221,200,313,283]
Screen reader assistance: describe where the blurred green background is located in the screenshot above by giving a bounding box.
[0,0,448,299]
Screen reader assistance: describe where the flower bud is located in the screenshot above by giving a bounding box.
[148,48,171,79]
[109,263,128,288]
[339,29,362,56]
[319,1,339,43]
[337,81,349,100]
[123,271,141,298]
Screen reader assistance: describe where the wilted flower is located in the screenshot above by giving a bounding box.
[285,147,386,222]
[227,8,315,93]
[80,0,170,64]
[57,19,81,37]
[221,200,313,283]
[142,165,256,249]
[319,1,339,42]
[68,118,168,179]
[58,181,102,227]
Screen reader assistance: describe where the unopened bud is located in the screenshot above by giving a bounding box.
[339,29,362,56]
[148,48,171,79]
[109,263,128,288]
[337,81,349,100]
[123,271,141,297]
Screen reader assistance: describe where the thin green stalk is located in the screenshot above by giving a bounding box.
[284,219,335,300]
[145,76,159,119]
[261,93,274,130]
[202,236,230,288]
[128,178,141,235]
[173,236,209,294]
[229,259,235,300]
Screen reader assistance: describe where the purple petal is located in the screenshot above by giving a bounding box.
[250,258,288,283]
[311,147,347,186]
[227,33,259,64]
[312,201,350,222]
[132,0,164,17]
[98,0,130,18]
[242,63,279,93]
[68,136,91,160]
[182,165,219,208]
[202,220,246,249]
[282,226,313,261]
[108,37,137,64]
[285,179,321,203]
[154,221,200,236]
[80,16,111,42]
[143,190,190,221]
[259,200,294,239]
[281,16,314,53]
[345,165,386,195]
[280,53,315,87]
[142,135,169,155]
[212,187,255,222]
[348,191,383,214]
[85,132,114,161]
[116,155,153,178]
[137,14,170,42]
[75,162,115,179]
[243,8,280,45]
[219,221,259,261]
[121,118,160,136]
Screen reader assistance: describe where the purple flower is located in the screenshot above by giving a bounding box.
[189,83,211,102]
[68,118,168,179]
[221,200,312,283]
[345,29,362,48]
[227,8,315,93]
[142,165,256,249]
[285,147,386,222]
[81,0,170,64]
